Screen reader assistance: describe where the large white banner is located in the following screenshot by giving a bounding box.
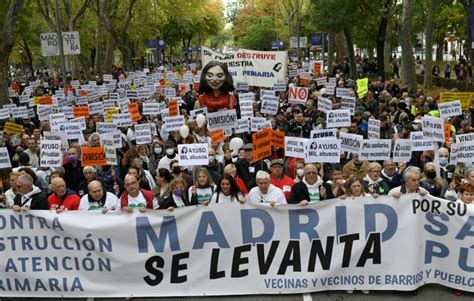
[40,31,81,56]
[201,47,287,87]
[0,195,473,298]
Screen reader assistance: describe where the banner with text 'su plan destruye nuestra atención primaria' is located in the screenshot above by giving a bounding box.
[0,194,473,297]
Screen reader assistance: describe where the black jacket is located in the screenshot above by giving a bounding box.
[14,190,49,210]
[289,181,310,204]
[160,194,190,210]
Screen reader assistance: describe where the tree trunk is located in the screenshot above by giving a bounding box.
[343,27,356,79]
[335,31,347,65]
[376,2,390,81]
[400,0,417,93]
[384,21,392,74]
[461,1,473,78]
[77,53,92,81]
[423,0,436,89]
[0,0,26,105]
[435,37,444,62]
[94,26,102,74]
[327,32,335,72]
[22,38,35,78]
[102,34,114,73]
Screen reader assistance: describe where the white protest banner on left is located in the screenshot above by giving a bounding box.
[393,139,413,162]
[284,136,307,158]
[360,140,392,161]
[438,100,462,119]
[40,140,63,168]
[367,119,381,139]
[178,143,209,166]
[207,109,237,131]
[288,86,308,104]
[135,124,152,145]
[201,46,287,87]
[340,132,363,155]
[326,109,351,128]
[422,116,444,142]
[0,147,12,169]
[305,138,341,163]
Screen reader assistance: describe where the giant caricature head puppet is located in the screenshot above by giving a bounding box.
[198,61,235,112]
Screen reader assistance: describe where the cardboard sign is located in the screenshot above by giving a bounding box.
[310,128,337,139]
[236,82,249,91]
[178,143,209,166]
[210,129,225,144]
[439,92,473,110]
[450,141,474,164]
[360,139,392,161]
[40,140,62,168]
[238,93,254,119]
[0,147,12,169]
[273,82,287,92]
[252,129,272,162]
[340,132,363,155]
[207,109,237,131]
[305,139,341,163]
[81,147,107,166]
[37,105,52,122]
[336,88,351,98]
[326,109,351,128]
[260,96,279,115]
[128,102,141,122]
[135,123,152,145]
[190,107,208,120]
[168,99,178,117]
[367,119,381,139]
[73,105,90,118]
[288,86,308,104]
[42,131,69,150]
[271,130,285,149]
[164,116,185,132]
[0,108,10,120]
[422,116,444,143]
[393,139,413,163]
[317,96,332,112]
[438,100,462,119]
[284,136,307,158]
[3,122,23,135]
[96,122,117,134]
[11,107,28,119]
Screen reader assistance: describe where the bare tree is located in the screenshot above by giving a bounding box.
[400,0,417,92]
[0,0,25,105]
[424,0,437,89]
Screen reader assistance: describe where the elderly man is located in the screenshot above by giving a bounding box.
[289,164,324,205]
[48,177,81,211]
[342,153,370,181]
[247,171,286,206]
[63,147,85,194]
[78,166,105,197]
[12,174,49,211]
[388,166,429,197]
[79,180,120,211]
[120,174,159,212]
[24,138,40,168]
[380,159,405,190]
[236,143,267,190]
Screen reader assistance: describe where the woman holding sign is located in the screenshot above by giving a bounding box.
[196,61,235,112]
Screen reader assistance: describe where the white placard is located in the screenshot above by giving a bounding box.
[326,109,351,128]
[96,122,117,134]
[410,132,435,151]
[367,119,381,139]
[393,139,413,162]
[340,96,356,115]
[422,116,444,143]
[37,105,52,121]
[284,136,307,158]
[207,109,237,131]
[0,147,12,169]
[450,141,474,164]
[113,113,133,127]
[103,99,116,111]
[340,132,363,155]
[273,82,287,92]
[135,124,152,145]
[42,131,68,150]
[178,143,209,166]
[40,31,81,56]
[316,77,327,86]
[236,82,249,91]
[61,122,83,140]
[238,93,254,119]
[75,96,88,105]
[71,117,86,130]
[190,107,208,120]
[0,108,10,120]
[100,133,118,166]
[438,100,462,119]
[336,87,351,98]
[260,96,279,115]
[164,116,185,132]
[11,106,28,119]
[235,118,250,134]
[317,96,332,112]
[360,139,392,161]
[456,133,474,144]
[310,128,337,139]
[288,86,308,104]
[40,140,62,168]
[305,138,341,163]
[142,103,162,115]
[89,102,104,115]
[250,117,267,132]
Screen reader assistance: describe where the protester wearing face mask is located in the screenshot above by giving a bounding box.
[438,147,454,183]
[170,160,193,188]
[160,178,190,211]
[294,161,306,183]
[158,141,178,172]
[62,147,85,194]
[207,148,224,184]
[148,141,165,177]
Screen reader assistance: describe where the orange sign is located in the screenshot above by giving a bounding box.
[193,82,200,91]
[38,96,52,105]
[128,102,141,122]
[271,130,285,149]
[81,147,107,166]
[73,105,90,118]
[210,129,225,144]
[252,128,272,162]
[168,99,178,117]
[444,123,451,143]
[300,78,311,86]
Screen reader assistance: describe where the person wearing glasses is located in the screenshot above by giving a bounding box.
[13,174,49,211]
[120,174,159,212]
[289,164,325,205]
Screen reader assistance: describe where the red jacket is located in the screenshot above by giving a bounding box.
[270,174,295,201]
[120,189,155,209]
[48,189,80,211]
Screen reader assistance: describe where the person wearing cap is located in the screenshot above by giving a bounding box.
[247,171,286,206]
[79,180,120,212]
[235,143,267,190]
[269,159,294,201]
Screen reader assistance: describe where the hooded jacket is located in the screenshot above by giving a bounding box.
[13,185,49,210]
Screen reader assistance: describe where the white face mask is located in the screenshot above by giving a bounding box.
[166,148,174,156]
[209,155,216,162]
[296,168,305,177]
[154,148,162,154]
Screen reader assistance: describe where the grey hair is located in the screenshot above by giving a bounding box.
[17,174,34,187]
[403,166,421,181]
[464,167,474,178]
[256,170,270,181]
